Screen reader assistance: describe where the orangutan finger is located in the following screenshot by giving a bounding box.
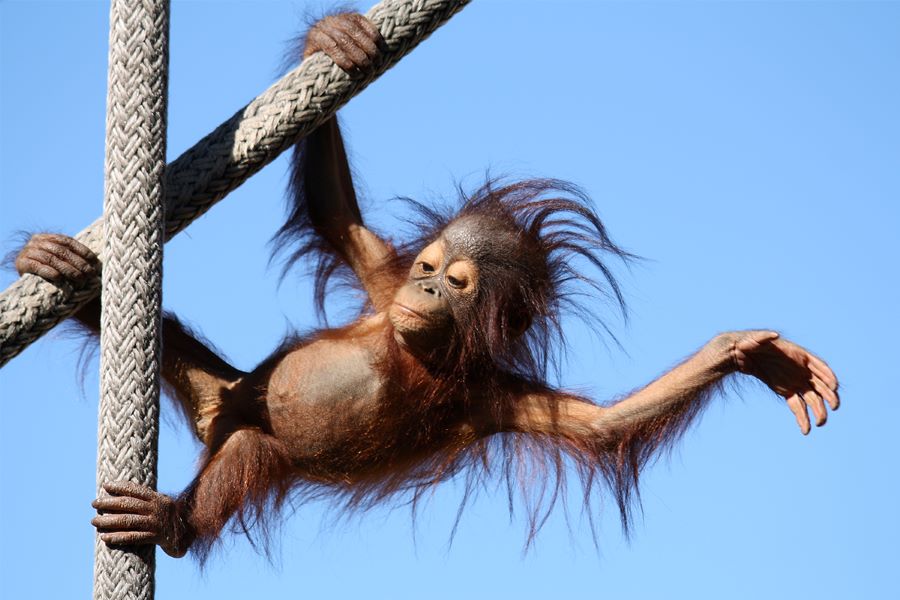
[102,481,157,501]
[350,13,384,50]
[37,234,97,264]
[35,239,96,277]
[92,514,155,532]
[319,30,357,72]
[92,495,151,515]
[752,330,779,343]
[327,24,370,69]
[810,377,840,411]
[332,17,378,63]
[99,531,157,546]
[802,390,827,427]
[806,356,838,390]
[22,245,75,276]
[786,394,810,435]
[307,29,353,71]
[15,256,63,283]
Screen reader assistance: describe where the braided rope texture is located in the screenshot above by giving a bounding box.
[0,0,470,367]
[93,1,169,598]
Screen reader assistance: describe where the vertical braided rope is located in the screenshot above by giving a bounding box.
[94,1,169,598]
[0,0,471,367]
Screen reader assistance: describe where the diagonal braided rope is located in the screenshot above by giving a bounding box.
[0,0,471,367]
[93,0,169,598]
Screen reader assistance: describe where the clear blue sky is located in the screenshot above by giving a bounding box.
[1,1,898,598]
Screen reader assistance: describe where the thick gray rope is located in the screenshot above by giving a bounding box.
[93,0,168,598]
[0,0,471,367]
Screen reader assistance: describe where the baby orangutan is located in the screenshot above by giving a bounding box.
[15,13,839,560]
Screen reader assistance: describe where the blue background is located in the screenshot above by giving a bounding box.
[1,1,898,598]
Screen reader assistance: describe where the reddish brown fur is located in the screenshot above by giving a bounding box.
[265,178,645,544]
[184,429,293,560]
[18,154,837,562]
[69,164,716,560]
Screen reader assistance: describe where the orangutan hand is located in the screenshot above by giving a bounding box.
[303,13,385,77]
[92,481,192,558]
[15,233,99,286]
[719,330,840,434]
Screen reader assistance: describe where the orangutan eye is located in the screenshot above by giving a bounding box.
[446,274,466,289]
[419,262,435,274]
[444,260,476,293]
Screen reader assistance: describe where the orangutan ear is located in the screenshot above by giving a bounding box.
[508,309,532,339]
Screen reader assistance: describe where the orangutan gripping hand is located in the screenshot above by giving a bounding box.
[14,233,99,287]
[91,482,190,558]
[303,12,385,75]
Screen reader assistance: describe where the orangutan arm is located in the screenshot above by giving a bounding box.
[298,118,396,305]
[506,330,840,444]
[290,14,397,311]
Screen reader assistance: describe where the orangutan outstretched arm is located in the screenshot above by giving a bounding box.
[506,330,840,446]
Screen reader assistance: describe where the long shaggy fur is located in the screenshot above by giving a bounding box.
[265,176,719,547]
[60,174,717,558]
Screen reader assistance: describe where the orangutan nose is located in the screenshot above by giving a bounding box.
[416,280,442,298]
